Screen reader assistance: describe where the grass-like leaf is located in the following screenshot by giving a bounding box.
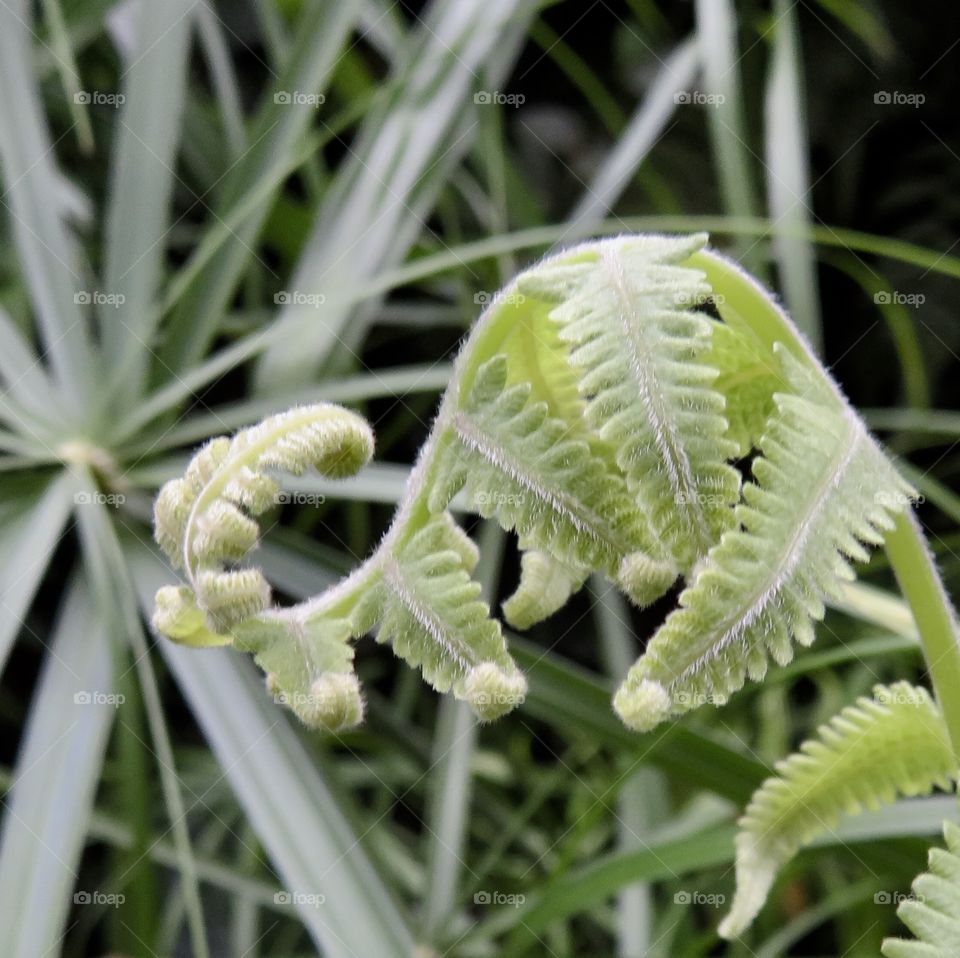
[0,579,114,958]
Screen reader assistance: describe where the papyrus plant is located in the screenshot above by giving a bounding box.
[153,233,960,952]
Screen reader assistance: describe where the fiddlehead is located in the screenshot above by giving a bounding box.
[150,233,916,742]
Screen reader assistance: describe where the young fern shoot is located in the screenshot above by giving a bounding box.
[152,232,917,731]
[152,232,960,947]
[154,235,960,944]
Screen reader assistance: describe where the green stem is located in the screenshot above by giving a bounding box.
[885,510,960,763]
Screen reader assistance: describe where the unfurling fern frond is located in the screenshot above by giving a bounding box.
[429,355,675,607]
[526,233,742,571]
[152,232,933,751]
[614,349,915,732]
[151,404,375,731]
[153,403,374,631]
[360,512,525,721]
[882,821,960,958]
[720,683,957,939]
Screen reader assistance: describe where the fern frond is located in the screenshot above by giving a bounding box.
[883,821,960,958]
[153,403,374,632]
[720,682,957,938]
[614,349,915,732]
[151,232,935,747]
[367,513,526,721]
[502,549,588,630]
[235,612,364,733]
[429,355,675,606]
[526,233,742,570]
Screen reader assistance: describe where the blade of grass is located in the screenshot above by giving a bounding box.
[121,362,451,451]
[254,0,532,390]
[864,408,960,442]
[422,696,477,939]
[129,545,418,958]
[0,307,64,425]
[899,463,960,528]
[101,0,195,404]
[695,0,764,275]
[74,485,212,958]
[509,635,768,803]
[592,578,660,958]
[160,0,362,373]
[832,581,918,639]
[195,0,245,157]
[825,252,929,407]
[485,823,737,949]
[480,793,960,951]
[0,768,286,911]
[0,472,73,677]
[528,18,626,135]
[0,0,95,403]
[754,879,878,958]
[568,37,699,228]
[39,0,94,152]
[0,577,114,958]
[769,633,919,684]
[813,0,894,59]
[764,0,823,351]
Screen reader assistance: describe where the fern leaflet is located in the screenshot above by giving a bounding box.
[882,820,960,958]
[720,682,957,938]
[526,233,742,570]
[429,354,674,606]
[614,350,914,732]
